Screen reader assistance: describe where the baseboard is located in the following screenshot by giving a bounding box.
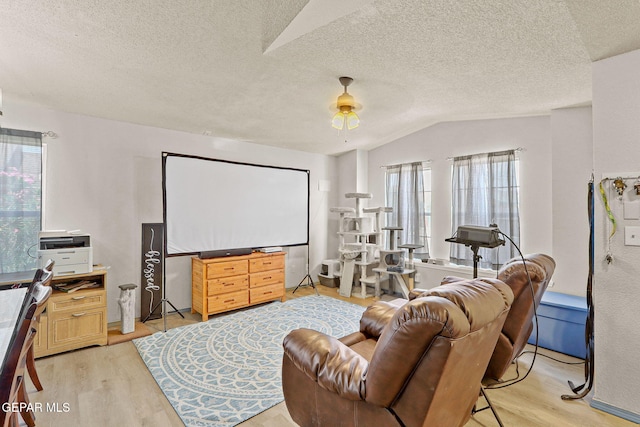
[107,308,192,329]
[591,399,640,424]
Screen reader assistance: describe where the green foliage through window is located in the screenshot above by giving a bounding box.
[0,128,42,274]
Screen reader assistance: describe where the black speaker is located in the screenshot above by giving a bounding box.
[199,248,253,259]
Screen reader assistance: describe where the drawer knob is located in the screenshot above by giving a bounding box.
[72,312,86,317]
[72,296,87,301]
[223,299,235,303]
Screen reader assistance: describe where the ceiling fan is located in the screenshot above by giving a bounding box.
[331,76,360,130]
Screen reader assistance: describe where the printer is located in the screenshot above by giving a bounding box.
[37,231,93,276]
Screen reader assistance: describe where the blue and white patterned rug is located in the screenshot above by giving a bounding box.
[133,295,366,427]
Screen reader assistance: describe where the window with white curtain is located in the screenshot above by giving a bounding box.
[450,150,520,269]
[384,162,431,260]
[0,128,43,274]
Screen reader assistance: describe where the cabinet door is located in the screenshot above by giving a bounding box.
[48,308,107,351]
[33,315,47,357]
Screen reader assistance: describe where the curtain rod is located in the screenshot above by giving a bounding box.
[42,131,58,138]
[446,147,524,161]
[380,160,432,169]
[0,127,57,138]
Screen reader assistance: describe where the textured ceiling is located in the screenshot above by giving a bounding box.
[1,0,639,156]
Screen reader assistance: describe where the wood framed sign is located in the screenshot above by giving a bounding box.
[141,223,163,321]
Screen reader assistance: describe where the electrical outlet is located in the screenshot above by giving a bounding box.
[624,226,640,246]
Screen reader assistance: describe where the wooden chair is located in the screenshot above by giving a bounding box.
[24,262,54,392]
[19,282,52,426]
[1,301,38,427]
[0,264,53,427]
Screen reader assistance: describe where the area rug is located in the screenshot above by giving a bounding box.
[133,295,366,427]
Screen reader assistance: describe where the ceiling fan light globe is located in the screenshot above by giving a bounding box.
[332,112,346,130]
[346,111,360,130]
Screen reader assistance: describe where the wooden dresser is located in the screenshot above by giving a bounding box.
[191,252,285,321]
[34,268,108,358]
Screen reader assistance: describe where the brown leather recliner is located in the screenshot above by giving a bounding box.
[281,278,514,427]
[424,253,556,381]
[484,253,555,381]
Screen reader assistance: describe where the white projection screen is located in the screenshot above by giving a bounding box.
[163,152,309,256]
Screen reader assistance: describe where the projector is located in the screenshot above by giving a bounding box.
[448,225,505,248]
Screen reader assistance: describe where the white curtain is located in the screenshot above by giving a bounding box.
[0,128,43,273]
[385,162,429,259]
[450,150,519,269]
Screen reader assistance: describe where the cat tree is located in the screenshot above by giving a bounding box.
[323,191,422,298]
[325,193,392,298]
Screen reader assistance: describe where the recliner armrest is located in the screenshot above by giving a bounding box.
[359,301,402,337]
[408,288,429,300]
[283,328,367,401]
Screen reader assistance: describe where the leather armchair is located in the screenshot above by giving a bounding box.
[413,253,556,381]
[282,278,514,427]
[484,253,555,381]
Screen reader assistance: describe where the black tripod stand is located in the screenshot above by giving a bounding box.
[293,245,319,295]
[141,252,184,332]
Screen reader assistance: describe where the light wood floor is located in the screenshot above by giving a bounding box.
[23,285,635,427]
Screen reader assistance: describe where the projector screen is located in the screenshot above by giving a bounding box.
[163,152,309,256]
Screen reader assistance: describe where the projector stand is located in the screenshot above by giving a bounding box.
[293,245,319,295]
[141,253,184,332]
[470,244,482,279]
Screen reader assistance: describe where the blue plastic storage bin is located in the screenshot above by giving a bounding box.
[527,291,587,359]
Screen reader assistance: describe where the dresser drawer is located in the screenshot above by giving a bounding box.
[206,260,248,279]
[207,276,248,296]
[249,255,284,273]
[250,269,284,288]
[249,283,283,304]
[48,307,107,350]
[208,290,249,314]
[49,289,106,313]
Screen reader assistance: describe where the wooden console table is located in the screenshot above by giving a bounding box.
[192,252,286,321]
[0,268,108,358]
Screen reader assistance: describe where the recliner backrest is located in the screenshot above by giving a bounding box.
[365,278,514,426]
[484,253,555,381]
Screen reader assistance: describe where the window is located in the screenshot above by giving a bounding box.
[450,150,520,269]
[384,162,431,259]
[0,128,43,274]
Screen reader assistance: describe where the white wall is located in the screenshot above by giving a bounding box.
[592,49,640,419]
[550,107,593,296]
[328,149,370,260]
[367,116,554,275]
[2,98,337,323]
